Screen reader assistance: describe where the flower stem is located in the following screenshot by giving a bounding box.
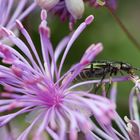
[108,8,140,51]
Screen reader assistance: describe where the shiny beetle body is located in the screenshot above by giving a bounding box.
[75,60,136,81]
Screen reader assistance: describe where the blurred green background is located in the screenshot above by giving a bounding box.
[26,0,140,117]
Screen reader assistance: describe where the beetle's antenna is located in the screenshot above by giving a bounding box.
[133,67,140,71]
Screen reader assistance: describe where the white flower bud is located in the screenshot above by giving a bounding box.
[65,0,85,19]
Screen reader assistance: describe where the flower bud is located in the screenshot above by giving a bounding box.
[105,0,117,11]
[65,0,85,19]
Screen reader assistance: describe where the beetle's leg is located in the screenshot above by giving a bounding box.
[119,70,124,76]
[106,71,114,95]
[90,63,93,71]
[94,70,106,94]
[101,83,106,97]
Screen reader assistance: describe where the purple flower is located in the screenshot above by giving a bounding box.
[105,76,140,140]
[127,76,140,140]
[0,0,36,44]
[0,10,117,140]
[35,0,117,30]
[36,0,85,29]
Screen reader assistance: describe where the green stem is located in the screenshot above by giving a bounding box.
[108,8,140,51]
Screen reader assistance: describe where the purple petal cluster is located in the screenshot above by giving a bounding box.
[0,0,36,44]
[0,9,118,139]
[127,76,140,140]
[36,0,117,28]
[36,0,84,23]
[105,76,140,140]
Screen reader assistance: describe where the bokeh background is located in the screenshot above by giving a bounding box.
[26,0,140,120]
